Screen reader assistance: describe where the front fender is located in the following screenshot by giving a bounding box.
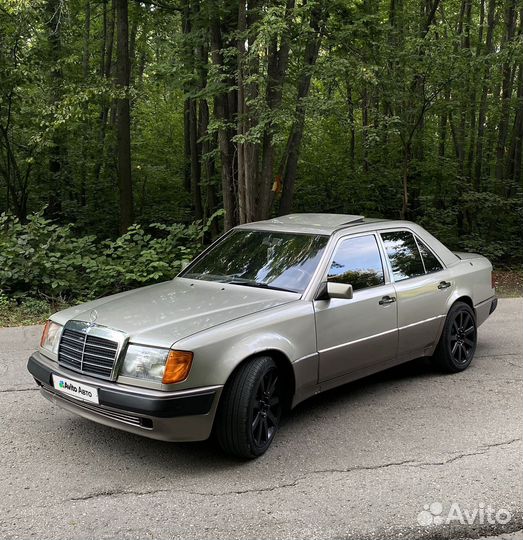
[171,301,318,397]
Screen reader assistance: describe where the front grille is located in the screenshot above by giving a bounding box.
[58,328,119,380]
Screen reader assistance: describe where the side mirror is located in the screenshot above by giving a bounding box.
[327,282,353,300]
[315,281,354,300]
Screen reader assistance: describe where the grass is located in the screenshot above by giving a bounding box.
[0,296,70,328]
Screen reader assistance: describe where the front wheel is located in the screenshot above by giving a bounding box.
[215,356,282,459]
[432,301,477,373]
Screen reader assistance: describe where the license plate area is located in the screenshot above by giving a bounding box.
[52,374,99,405]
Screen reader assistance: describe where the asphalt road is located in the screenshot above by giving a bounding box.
[0,299,521,540]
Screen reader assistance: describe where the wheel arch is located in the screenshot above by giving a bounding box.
[433,294,476,350]
[442,295,476,334]
[432,294,478,372]
[220,349,296,412]
[450,294,476,315]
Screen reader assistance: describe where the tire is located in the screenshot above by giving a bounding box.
[215,356,282,459]
[432,301,477,373]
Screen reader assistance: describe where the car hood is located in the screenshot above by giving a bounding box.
[51,278,300,348]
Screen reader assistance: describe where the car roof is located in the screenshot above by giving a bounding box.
[235,214,459,267]
[235,213,381,235]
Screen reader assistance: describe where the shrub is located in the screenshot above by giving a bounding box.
[0,210,219,302]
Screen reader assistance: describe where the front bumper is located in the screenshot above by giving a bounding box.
[27,352,222,442]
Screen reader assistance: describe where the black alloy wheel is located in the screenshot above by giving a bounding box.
[449,309,476,365]
[216,356,282,458]
[250,365,281,450]
[433,301,477,373]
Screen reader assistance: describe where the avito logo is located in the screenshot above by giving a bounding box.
[417,502,512,526]
[57,379,94,399]
[59,380,78,392]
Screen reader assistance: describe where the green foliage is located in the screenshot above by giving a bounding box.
[1,0,522,303]
[0,211,212,301]
[85,220,203,297]
[0,291,63,327]
[292,0,523,266]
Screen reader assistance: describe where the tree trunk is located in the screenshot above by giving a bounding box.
[209,15,237,230]
[236,0,247,223]
[128,4,139,79]
[115,0,134,233]
[181,2,193,196]
[438,88,450,159]
[279,6,323,216]
[199,98,220,237]
[236,0,260,224]
[80,0,91,208]
[188,98,203,220]
[82,1,91,78]
[346,81,356,169]
[361,84,369,174]
[504,9,523,191]
[495,0,517,186]
[258,0,293,219]
[94,0,115,187]
[474,0,496,189]
[45,0,64,218]
[400,141,411,219]
[181,0,205,219]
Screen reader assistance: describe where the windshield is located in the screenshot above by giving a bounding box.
[182,230,328,293]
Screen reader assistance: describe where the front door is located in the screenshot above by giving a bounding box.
[314,233,399,382]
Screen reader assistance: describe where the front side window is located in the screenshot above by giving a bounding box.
[182,230,328,293]
[327,235,385,291]
[417,238,443,273]
[381,231,425,281]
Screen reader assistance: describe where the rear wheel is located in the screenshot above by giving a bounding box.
[432,302,477,373]
[216,356,282,459]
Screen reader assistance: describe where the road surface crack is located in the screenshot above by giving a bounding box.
[66,438,521,503]
[323,437,522,475]
[69,481,300,502]
[0,387,38,394]
[70,487,171,501]
[476,353,522,359]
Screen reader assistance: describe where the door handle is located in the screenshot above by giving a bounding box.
[379,295,396,305]
[438,281,451,290]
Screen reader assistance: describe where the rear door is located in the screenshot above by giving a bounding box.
[314,233,399,382]
[379,230,452,361]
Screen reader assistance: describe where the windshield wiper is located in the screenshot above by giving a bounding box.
[226,279,296,293]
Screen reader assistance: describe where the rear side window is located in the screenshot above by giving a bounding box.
[381,231,425,281]
[327,235,385,291]
[417,238,443,273]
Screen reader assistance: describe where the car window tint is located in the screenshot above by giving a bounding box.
[327,235,385,290]
[381,231,425,281]
[417,238,443,273]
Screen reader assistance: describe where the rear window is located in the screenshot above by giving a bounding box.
[417,238,443,273]
[381,231,425,281]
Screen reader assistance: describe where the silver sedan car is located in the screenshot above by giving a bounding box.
[28,214,497,458]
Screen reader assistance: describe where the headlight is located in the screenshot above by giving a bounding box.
[120,345,193,384]
[40,320,63,355]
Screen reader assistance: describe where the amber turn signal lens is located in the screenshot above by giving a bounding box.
[162,350,193,384]
[40,320,51,348]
